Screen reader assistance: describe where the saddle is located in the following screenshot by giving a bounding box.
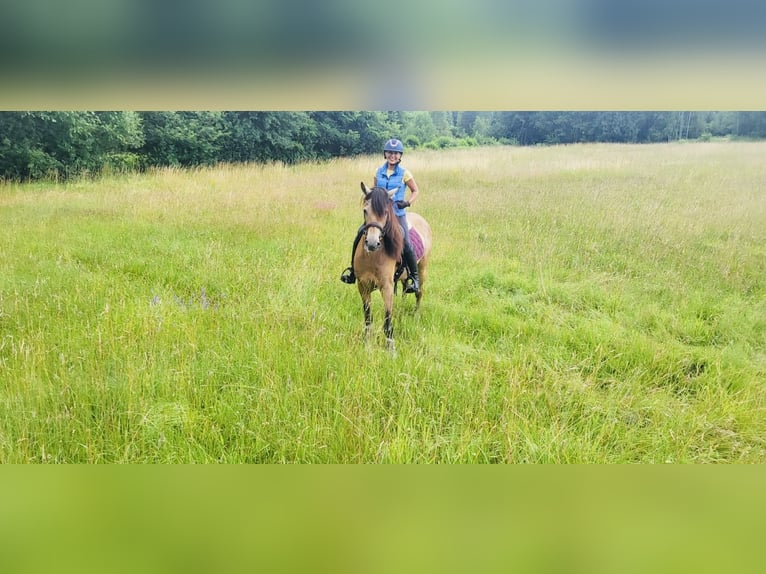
[394,226,424,293]
[409,226,425,261]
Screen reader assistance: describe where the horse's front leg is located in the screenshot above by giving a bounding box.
[359,284,373,343]
[381,278,396,353]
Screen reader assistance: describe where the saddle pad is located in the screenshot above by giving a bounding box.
[409,226,425,261]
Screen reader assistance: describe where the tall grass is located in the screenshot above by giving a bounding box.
[1,143,764,462]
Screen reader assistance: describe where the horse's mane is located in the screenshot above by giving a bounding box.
[368,186,403,260]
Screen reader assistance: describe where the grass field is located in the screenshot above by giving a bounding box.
[1,142,764,462]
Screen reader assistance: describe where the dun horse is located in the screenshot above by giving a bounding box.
[352,182,432,351]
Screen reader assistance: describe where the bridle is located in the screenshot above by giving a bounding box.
[362,221,386,237]
[362,196,389,239]
[361,184,395,246]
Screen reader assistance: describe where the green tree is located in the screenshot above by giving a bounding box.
[735,112,766,138]
[429,111,454,137]
[219,112,316,164]
[471,113,494,144]
[139,112,226,167]
[307,112,395,158]
[454,112,479,137]
[397,112,437,148]
[0,112,58,180]
[0,111,145,180]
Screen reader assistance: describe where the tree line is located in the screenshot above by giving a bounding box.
[1,111,764,181]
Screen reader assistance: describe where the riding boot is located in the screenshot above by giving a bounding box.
[340,229,363,284]
[402,243,420,294]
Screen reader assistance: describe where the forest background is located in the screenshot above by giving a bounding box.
[2,111,765,181]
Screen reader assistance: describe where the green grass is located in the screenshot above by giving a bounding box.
[1,143,764,462]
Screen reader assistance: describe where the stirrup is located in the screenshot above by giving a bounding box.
[340,267,355,284]
[403,276,419,294]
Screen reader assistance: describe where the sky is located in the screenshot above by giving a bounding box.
[1,0,765,109]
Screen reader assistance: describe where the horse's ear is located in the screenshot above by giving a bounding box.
[361,182,369,196]
[386,188,396,199]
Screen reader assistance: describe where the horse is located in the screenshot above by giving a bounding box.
[352,182,432,351]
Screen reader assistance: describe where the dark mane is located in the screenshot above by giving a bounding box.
[367,186,390,217]
[368,186,403,260]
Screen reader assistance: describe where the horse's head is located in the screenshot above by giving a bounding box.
[360,182,398,255]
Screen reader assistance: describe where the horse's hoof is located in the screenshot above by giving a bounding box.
[386,338,396,354]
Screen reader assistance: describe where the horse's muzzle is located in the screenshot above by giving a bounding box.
[364,236,382,252]
[363,222,385,253]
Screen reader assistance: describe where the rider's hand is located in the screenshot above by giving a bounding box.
[395,200,410,209]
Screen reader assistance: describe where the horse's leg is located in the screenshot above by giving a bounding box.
[381,279,396,353]
[359,284,373,344]
[415,257,427,312]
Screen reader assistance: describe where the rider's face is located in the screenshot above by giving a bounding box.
[385,151,401,163]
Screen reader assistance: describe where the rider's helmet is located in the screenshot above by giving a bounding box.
[383,138,404,157]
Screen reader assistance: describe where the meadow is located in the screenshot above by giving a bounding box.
[0,142,764,462]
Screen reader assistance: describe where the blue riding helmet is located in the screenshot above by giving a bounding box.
[383,138,404,154]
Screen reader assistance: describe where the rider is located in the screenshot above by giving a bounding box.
[340,138,421,294]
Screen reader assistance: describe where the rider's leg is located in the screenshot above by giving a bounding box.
[398,215,420,294]
[402,242,420,294]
